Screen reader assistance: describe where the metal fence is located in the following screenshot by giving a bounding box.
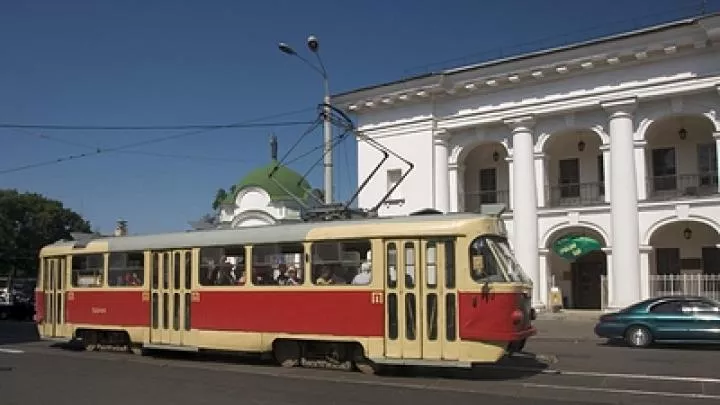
[646,173,719,201]
[547,182,605,207]
[599,274,720,311]
[648,274,720,301]
[464,190,510,212]
[560,274,720,312]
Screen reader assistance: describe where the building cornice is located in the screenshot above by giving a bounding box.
[436,74,720,131]
[336,15,719,113]
[357,116,435,138]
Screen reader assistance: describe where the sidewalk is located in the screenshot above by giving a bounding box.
[532,310,603,342]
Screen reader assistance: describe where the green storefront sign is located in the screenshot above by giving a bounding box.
[552,235,602,261]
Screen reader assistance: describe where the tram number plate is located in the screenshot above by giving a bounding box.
[371,292,384,304]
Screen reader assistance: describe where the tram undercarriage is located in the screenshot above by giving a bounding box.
[63,328,531,377]
[67,328,383,374]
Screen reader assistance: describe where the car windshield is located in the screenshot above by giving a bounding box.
[488,238,532,284]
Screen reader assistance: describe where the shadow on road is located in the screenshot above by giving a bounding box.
[377,352,550,381]
[598,339,720,351]
[0,321,40,346]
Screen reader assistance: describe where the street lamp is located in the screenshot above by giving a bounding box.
[278,35,333,205]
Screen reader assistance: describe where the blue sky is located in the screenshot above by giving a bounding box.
[1,0,716,234]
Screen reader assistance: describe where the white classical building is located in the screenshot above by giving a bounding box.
[333,14,720,311]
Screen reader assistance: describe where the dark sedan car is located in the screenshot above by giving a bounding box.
[594,296,720,348]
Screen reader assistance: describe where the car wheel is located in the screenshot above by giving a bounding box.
[625,325,652,348]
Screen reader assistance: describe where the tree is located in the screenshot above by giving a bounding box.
[212,188,227,211]
[0,189,91,276]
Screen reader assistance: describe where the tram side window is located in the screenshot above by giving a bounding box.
[311,240,372,286]
[108,252,144,287]
[252,243,304,286]
[445,239,456,289]
[199,245,245,286]
[426,242,437,288]
[71,254,105,287]
[469,236,505,283]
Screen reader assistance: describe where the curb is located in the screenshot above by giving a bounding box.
[534,316,600,322]
[532,336,604,343]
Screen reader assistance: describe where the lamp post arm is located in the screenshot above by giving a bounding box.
[312,52,328,85]
[292,53,327,82]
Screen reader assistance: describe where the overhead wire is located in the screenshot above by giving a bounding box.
[264,103,358,210]
[18,130,251,164]
[0,106,316,175]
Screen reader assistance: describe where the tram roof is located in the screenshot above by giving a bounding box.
[42,210,504,254]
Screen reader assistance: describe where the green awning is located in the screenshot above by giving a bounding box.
[552,235,602,261]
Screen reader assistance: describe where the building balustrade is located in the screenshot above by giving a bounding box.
[464,190,510,212]
[461,173,720,212]
[546,181,606,208]
[646,173,719,201]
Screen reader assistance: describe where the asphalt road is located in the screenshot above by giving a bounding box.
[1,321,720,405]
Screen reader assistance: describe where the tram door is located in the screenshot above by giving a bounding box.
[149,250,192,346]
[42,257,66,338]
[383,239,460,361]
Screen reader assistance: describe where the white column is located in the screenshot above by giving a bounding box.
[504,116,541,308]
[602,98,641,310]
[457,164,466,212]
[634,140,647,200]
[538,249,549,308]
[602,248,612,310]
[534,153,547,208]
[714,132,720,193]
[506,157,514,210]
[434,130,451,213]
[639,246,652,300]
[448,162,459,212]
[600,144,611,203]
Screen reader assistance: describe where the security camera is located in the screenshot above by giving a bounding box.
[307,35,319,52]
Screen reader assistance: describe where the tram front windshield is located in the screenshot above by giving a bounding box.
[469,236,532,284]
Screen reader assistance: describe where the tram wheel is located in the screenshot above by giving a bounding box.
[273,340,301,368]
[77,330,100,351]
[129,345,145,356]
[352,347,381,375]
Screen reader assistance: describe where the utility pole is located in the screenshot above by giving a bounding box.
[278,35,333,204]
[322,83,333,205]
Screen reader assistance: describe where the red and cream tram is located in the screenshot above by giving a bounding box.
[35,208,536,373]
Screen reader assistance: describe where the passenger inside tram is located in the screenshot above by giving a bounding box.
[351,262,372,285]
[279,266,301,285]
[199,248,247,286]
[315,266,334,285]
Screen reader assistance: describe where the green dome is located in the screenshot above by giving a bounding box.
[225,161,312,203]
